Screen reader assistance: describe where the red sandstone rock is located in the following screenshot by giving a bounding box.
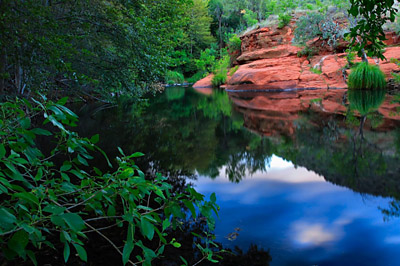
[193,74,213,89]
[236,45,301,64]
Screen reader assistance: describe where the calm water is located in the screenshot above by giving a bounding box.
[76,87,400,265]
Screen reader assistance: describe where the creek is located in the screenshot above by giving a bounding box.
[75,86,400,265]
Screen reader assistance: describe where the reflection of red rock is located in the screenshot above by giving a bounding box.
[193,87,213,95]
[229,89,400,138]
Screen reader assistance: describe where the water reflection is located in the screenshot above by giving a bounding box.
[75,87,400,265]
[76,88,272,183]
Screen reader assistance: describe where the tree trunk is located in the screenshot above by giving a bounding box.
[0,47,6,95]
[218,14,222,50]
[361,48,368,63]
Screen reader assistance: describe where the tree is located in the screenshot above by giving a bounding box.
[0,0,191,97]
[186,0,215,56]
[347,0,398,61]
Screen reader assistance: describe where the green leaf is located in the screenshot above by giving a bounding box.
[34,168,43,181]
[64,243,70,263]
[107,205,116,217]
[183,201,196,219]
[0,143,6,158]
[172,242,181,248]
[210,193,217,203]
[30,128,52,136]
[90,134,100,144]
[15,192,39,206]
[0,208,17,230]
[117,147,125,156]
[141,216,155,240]
[8,230,29,257]
[180,256,188,266]
[162,219,170,231]
[129,152,144,158]
[73,244,87,262]
[77,154,88,166]
[46,115,66,131]
[57,97,69,105]
[60,164,72,172]
[27,250,37,266]
[62,213,85,232]
[43,205,66,215]
[122,240,134,265]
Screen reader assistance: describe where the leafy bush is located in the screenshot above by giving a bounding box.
[187,71,207,83]
[0,97,219,265]
[229,65,239,76]
[165,70,185,85]
[278,13,292,29]
[195,48,217,74]
[293,12,346,48]
[348,62,386,90]
[243,9,258,27]
[297,46,319,60]
[211,54,230,87]
[211,73,227,87]
[228,34,242,53]
[390,58,400,83]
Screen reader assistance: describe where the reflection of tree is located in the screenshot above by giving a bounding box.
[348,89,386,138]
[157,216,272,266]
[273,109,398,198]
[75,88,272,182]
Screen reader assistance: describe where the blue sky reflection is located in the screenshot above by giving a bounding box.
[194,155,400,265]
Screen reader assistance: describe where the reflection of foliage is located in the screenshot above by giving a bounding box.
[198,90,233,118]
[157,215,271,266]
[274,113,395,198]
[380,200,400,222]
[166,87,186,101]
[76,88,271,183]
[348,89,386,115]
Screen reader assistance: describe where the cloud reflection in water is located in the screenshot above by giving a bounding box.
[194,155,400,265]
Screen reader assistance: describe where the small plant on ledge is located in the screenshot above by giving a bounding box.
[348,62,386,90]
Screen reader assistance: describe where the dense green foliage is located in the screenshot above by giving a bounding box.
[0,0,193,97]
[212,54,231,87]
[347,0,398,60]
[348,62,386,90]
[0,97,219,265]
[165,71,185,85]
[293,12,347,48]
[278,13,292,29]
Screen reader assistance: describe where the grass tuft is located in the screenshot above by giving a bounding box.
[348,62,386,90]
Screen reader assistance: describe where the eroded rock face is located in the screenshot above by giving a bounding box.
[227,47,400,90]
[193,23,400,90]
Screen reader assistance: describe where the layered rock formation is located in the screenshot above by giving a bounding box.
[193,23,400,91]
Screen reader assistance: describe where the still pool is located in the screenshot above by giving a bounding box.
[76,86,400,265]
